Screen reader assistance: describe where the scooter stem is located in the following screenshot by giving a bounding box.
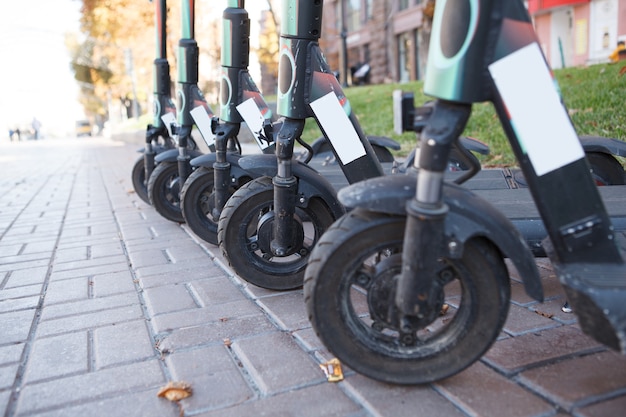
[395,100,471,323]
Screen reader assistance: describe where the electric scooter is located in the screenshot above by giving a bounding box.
[147,0,211,223]
[131,0,195,205]
[179,0,276,245]
[304,0,626,385]
[217,0,411,291]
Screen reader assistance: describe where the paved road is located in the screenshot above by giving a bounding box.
[1,136,625,417]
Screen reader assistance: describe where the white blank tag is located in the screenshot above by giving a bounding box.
[236,98,271,150]
[309,92,366,165]
[488,43,584,176]
[190,106,216,147]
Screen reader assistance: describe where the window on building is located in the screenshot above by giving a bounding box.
[365,0,373,21]
[399,0,410,11]
[398,31,418,82]
[346,0,362,31]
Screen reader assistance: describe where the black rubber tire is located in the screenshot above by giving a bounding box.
[131,156,151,205]
[303,208,511,384]
[147,161,185,223]
[586,152,625,186]
[218,176,336,290]
[180,167,247,245]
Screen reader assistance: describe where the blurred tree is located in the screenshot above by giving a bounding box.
[418,0,436,78]
[256,0,280,95]
[70,0,222,122]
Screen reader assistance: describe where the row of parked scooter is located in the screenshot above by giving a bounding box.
[132,0,626,384]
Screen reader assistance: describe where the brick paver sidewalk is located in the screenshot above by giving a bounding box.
[1,136,625,417]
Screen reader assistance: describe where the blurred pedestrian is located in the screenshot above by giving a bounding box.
[31,117,41,140]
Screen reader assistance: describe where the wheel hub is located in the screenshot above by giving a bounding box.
[367,254,445,332]
[256,211,305,257]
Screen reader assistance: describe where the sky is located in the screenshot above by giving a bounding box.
[0,0,269,138]
[0,0,83,136]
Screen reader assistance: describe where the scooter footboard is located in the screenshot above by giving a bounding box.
[554,262,626,354]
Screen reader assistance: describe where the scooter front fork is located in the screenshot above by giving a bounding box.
[177,126,193,187]
[144,124,164,180]
[395,101,472,329]
[212,122,240,219]
[271,118,305,257]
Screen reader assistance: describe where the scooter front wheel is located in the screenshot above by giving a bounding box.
[147,161,185,223]
[303,208,511,384]
[218,176,335,290]
[131,156,151,205]
[181,167,245,245]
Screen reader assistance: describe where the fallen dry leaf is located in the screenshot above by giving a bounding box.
[619,65,626,76]
[223,338,232,347]
[535,310,554,319]
[157,381,193,402]
[440,303,450,316]
[320,358,344,382]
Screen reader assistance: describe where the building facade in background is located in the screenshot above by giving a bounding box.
[530,0,626,68]
[312,0,626,87]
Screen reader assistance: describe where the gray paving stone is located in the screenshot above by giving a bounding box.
[158,315,276,352]
[165,345,254,413]
[3,267,48,288]
[0,309,35,344]
[0,257,51,272]
[502,303,561,336]
[232,332,326,395]
[14,360,165,415]
[51,255,129,273]
[138,264,227,288]
[24,332,89,383]
[151,299,261,334]
[52,247,89,264]
[143,284,198,316]
[0,390,10,415]
[26,388,179,417]
[21,240,57,255]
[518,350,626,412]
[44,278,88,305]
[93,320,155,369]
[195,382,363,417]
[127,249,170,269]
[483,325,602,375]
[0,284,43,301]
[40,292,139,321]
[434,361,554,417]
[0,363,18,390]
[575,394,626,417]
[134,260,216,279]
[89,241,125,259]
[92,270,136,297]
[257,291,310,331]
[0,244,23,257]
[0,296,39,314]
[55,235,121,251]
[188,278,246,306]
[162,245,208,263]
[36,304,144,338]
[0,344,24,367]
[344,373,467,417]
[48,262,130,281]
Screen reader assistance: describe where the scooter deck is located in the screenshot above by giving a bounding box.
[306,158,626,255]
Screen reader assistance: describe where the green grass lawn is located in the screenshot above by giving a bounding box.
[299,62,626,167]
